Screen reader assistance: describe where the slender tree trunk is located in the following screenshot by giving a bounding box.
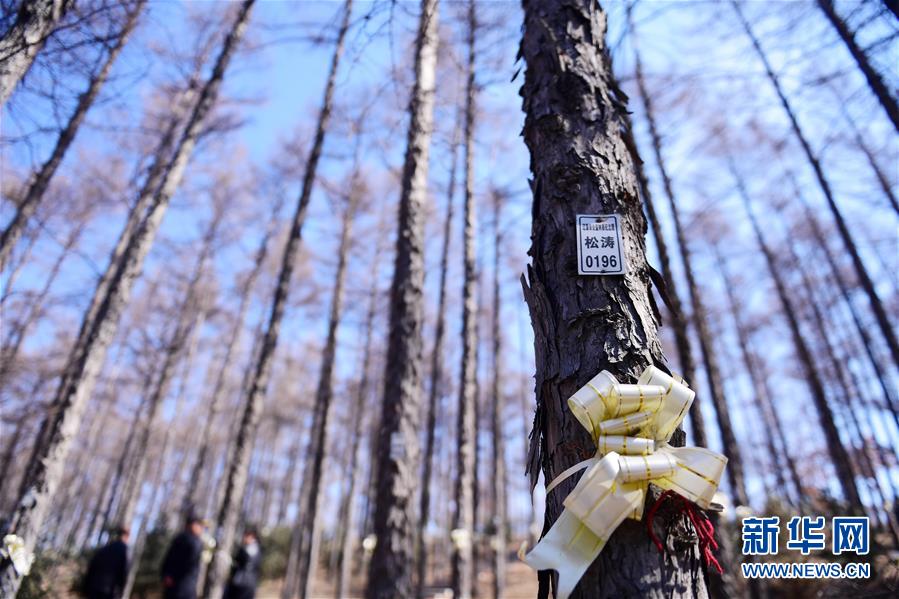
[0,0,71,106]
[0,221,86,388]
[817,0,899,131]
[832,96,899,215]
[0,1,143,271]
[203,2,346,595]
[182,200,280,522]
[731,0,899,367]
[291,187,359,599]
[626,9,707,448]
[335,240,382,599]
[415,117,459,599]
[631,31,749,507]
[452,3,478,597]
[519,2,706,596]
[730,160,865,515]
[711,246,804,507]
[0,3,252,593]
[785,172,899,421]
[489,190,506,599]
[365,0,439,595]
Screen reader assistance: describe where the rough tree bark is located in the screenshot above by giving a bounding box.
[519,1,708,597]
[731,0,899,368]
[489,189,507,599]
[0,0,143,272]
[0,0,71,106]
[202,1,346,595]
[0,1,252,593]
[730,159,865,515]
[289,180,360,599]
[452,2,478,597]
[365,0,438,595]
[817,0,899,132]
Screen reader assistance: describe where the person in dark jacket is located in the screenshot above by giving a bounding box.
[83,526,130,599]
[223,528,262,599]
[161,515,205,599]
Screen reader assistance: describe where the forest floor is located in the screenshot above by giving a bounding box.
[257,559,539,598]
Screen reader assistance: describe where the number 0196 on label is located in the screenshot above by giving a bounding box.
[576,214,626,275]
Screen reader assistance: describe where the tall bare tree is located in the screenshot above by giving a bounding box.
[731,0,899,368]
[365,0,439,595]
[203,1,350,595]
[0,0,144,271]
[0,2,253,594]
[415,117,459,599]
[519,1,708,596]
[816,0,899,132]
[288,175,360,599]
[729,158,865,515]
[0,0,71,106]
[489,189,506,599]
[452,2,478,597]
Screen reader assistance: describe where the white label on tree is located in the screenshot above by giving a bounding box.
[576,214,626,275]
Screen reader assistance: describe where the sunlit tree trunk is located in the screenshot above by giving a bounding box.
[335,237,383,599]
[519,1,707,596]
[202,2,346,595]
[415,116,459,599]
[0,0,143,271]
[731,0,899,367]
[730,160,865,515]
[452,2,478,597]
[0,2,250,592]
[365,0,439,595]
[0,0,71,106]
[290,182,359,599]
[489,189,506,599]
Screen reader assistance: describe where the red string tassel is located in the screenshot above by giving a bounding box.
[646,490,723,574]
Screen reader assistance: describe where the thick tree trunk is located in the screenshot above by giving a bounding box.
[452,3,478,597]
[290,186,358,599]
[630,22,748,506]
[711,246,804,507]
[0,1,143,271]
[489,190,506,599]
[0,3,252,594]
[415,115,459,599]
[519,2,707,597]
[365,0,438,595]
[731,0,899,368]
[817,0,899,132]
[335,239,382,599]
[626,11,707,448]
[202,2,345,595]
[0,0,70,106]
[730,160,866,515]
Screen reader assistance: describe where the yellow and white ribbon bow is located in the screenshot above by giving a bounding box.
[1,534,34,576]
[522,366,727,599]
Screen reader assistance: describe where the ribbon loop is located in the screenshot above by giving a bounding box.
[523,366,727,599]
